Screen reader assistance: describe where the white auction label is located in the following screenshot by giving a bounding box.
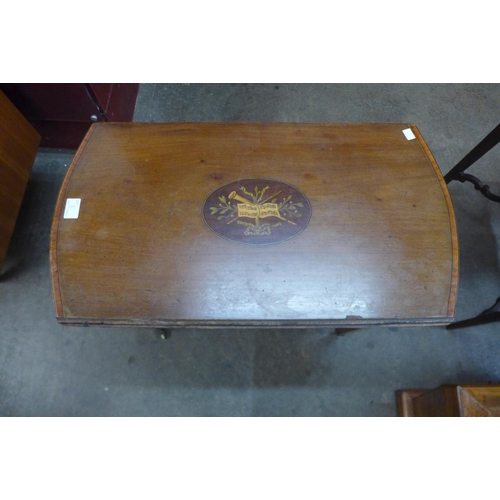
[63,198,81,219]
[402,128,416,140]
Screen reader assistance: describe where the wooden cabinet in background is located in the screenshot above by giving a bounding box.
[0,90,41,272]
[397,384,500,416]
[0,84,139,149]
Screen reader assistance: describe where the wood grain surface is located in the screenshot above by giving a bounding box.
[0,91,40,272]
[50,123,458,327]
[397,385,500,416]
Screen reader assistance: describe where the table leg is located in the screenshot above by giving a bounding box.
[444,122,500,201]
[444,123,500,329]
[446,296,500,330]
[158,329,172,339]
[334,328,359,336]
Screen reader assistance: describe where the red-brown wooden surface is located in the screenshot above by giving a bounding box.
[51,123,458,327]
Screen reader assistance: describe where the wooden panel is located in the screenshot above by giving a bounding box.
[0,84,139,148]
[399,386,461,416]
[0,84,99,121]
[458,386,500,416]
[95,83,140,121]
[87,83,114,113]
[397,385,500,416]
[0,91,40,272]
[51,123,458,327]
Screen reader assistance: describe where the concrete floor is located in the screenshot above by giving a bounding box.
[1,83,500,416]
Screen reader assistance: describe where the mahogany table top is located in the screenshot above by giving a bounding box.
[51,123,458,327]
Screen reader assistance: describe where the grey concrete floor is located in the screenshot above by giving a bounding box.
[1,83,500,416]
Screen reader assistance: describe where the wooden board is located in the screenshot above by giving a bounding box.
[397,385,500,416]
[50,123,458,327]
[0,91,40,272]
[0,84,139,148]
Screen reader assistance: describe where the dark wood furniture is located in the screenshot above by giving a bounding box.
[0,84,139,149]
[0,91,40,273]
[50,123,458,328]
[397,384,500,416]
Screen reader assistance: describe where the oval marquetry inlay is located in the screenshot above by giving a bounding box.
[203,178,312,245]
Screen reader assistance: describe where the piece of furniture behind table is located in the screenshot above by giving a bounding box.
[397,384,500,416]
[0,84,139,149]
[0,91,40,273]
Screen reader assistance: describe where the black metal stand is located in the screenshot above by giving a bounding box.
[445,123,500,330]
[444,123,500,198]
[447,297,500,330]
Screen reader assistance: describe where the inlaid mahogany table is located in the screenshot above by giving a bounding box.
[50,123,458,329]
